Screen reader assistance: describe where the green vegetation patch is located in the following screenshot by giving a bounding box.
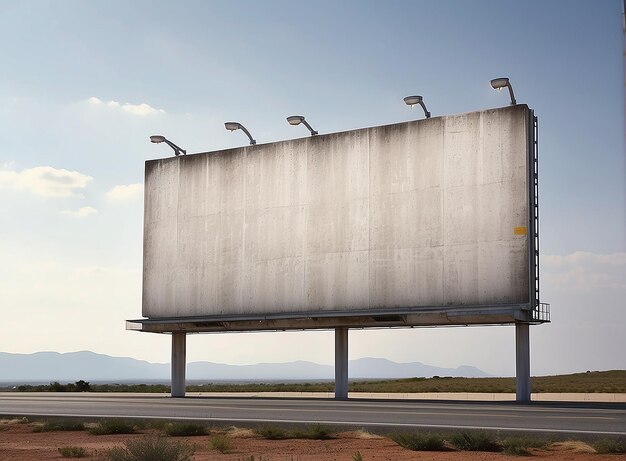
[18,380,92,392]
[502,436,547,456]
[88,419,136,435]
[210,434,233,453]
[593,438,626,454]
[295,424,333,440]
[450,431,501,452]
[256,425,288,440]
[188,381,335,393]
[256,424,333,440]
[163,422,207,437]
[390,432,447,451]
[105,436,195,461]
[33,420,85,432]
[58,446,88,458]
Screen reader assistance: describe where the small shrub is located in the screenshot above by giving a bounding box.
[211,434,233,454]
[74,380,91,392]
[257,425,287,439]
[450,431,500,452]
[132,419,169,431]
[352,451,363,461]
[34,421,85,432]
[89,419,135,435]
[593,438,626,454]
[502,436,547,456]
[106,436,194,461]
[298,424,333,440]
[256,424,332,440]
[390,432,447,451]
[58,446,88,458]
[163,422,207,436]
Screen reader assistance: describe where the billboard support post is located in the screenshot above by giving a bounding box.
[171,332,186,397]
[335,327,349,400]
[515,323,530,402]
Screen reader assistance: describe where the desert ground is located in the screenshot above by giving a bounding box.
[1,419,624,461]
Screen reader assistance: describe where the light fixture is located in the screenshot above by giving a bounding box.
[149,135,186,156]
[224,122,256,145]
[403,95,431,118]
[286,115,318,135]
[490,77,516,105]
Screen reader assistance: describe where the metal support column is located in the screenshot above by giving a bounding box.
[171,332,186,398]
[334,327,349,400]
[515,323,531,402]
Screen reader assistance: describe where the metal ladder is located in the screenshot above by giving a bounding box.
[532,115,550,322]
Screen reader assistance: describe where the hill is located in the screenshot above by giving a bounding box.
[0,351,490,383]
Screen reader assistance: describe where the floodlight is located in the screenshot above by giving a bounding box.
[224,121,256,145]
[403,95,431,118]
[149,135,186,156]
[490,77,517,105]
[286,115,318,135]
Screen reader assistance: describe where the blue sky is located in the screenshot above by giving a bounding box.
[0,0,624,377]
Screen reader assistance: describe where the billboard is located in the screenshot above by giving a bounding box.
[140,105,538,329]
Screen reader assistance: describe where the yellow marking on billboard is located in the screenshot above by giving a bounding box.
[514,226,527,236]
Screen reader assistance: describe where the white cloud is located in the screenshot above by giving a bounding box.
[543,251,626,267]
[0,166,93,198]
[105,183,144,201]
[61,206,98,217]
[542,251,626,291]
[87,96,165,116]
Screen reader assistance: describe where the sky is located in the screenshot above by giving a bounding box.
[0,0,624,377]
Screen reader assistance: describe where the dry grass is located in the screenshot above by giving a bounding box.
[9,370,623,394]
[350,429,384,439]
[227,426,257,438]
[352,370,626,394]
[548,441,596,454]
[0,417,29,425]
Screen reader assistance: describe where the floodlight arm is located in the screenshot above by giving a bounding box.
[239,125,256,145]
[506,83,517,105]
[150,135,186,156]
[163,139,186,156]
[225,122,257,145]
[286,115,318,136]
[301,119,318,136]
[418,101,431,119]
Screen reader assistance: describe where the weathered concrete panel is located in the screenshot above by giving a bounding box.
[306,251,370,310]
[143,105,532,319]
[369,247,444,307]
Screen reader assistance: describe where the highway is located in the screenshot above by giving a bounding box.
[1,393,625,435]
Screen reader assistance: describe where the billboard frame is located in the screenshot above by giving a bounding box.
[128,105,549,402]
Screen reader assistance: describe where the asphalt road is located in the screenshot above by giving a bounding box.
[1,393,625,436]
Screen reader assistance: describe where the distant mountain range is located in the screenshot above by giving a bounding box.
[0,351,490,383]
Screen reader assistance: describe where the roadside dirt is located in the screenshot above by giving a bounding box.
[0,421,623,460]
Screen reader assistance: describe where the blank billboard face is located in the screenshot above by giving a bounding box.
[143,105,531,319]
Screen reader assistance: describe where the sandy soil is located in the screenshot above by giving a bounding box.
[0,420,623,461]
